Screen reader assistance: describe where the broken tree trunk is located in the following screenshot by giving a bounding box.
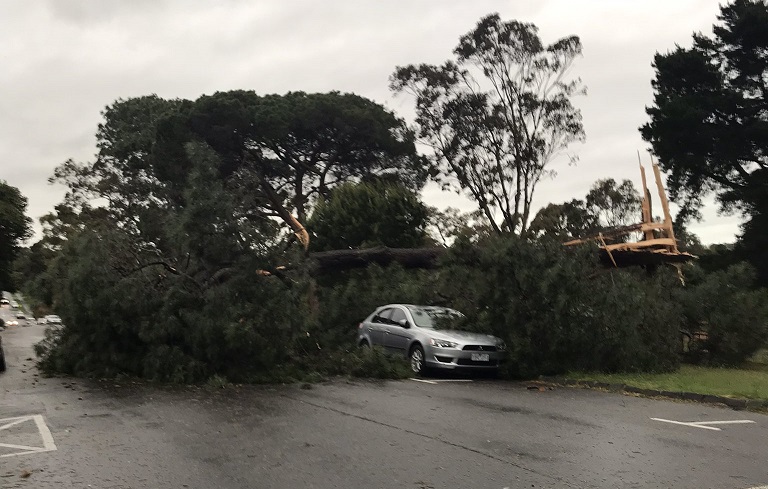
[308,246,446,272]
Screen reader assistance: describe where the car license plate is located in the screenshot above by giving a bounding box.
[471,353,490,362]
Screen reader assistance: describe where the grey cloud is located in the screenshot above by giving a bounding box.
[0,0,736,244]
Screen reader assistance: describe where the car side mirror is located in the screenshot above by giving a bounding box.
[398,319,409,328]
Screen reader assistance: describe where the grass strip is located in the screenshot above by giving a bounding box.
[567,365,768,400]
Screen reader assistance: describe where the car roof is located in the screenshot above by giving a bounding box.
[376,304,458,312]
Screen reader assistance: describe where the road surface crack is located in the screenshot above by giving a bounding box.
[282,393,591,489]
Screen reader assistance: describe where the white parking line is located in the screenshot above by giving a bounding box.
[651,417,755,431]
[0,415,57,458]
[690,420,756,426]
[410,378,437,384]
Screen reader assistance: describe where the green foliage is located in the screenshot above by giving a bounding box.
[530,178,641,241]
[29,89,432,384]
[0,181,33,290]
[35,227,309,383]
[439,235,681,376]
[680,263,768,366]
[528,200,596,240]
[735,209,768,285]
[642,0,768,215]
[308,178,429,251]
[310,264,437,352]
[426,207,492,246]
[342,347,412,379]
[293,347,412,380]
[184,90,427,222]
[585,178,641,230]
[391,13,584,235]
[27,80,766,385]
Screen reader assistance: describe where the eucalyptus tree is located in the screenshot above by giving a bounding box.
[392,13,585,235]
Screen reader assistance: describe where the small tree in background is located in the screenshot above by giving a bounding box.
[528,200,597,240]
[529,178,640,241]
[585,178,641,229]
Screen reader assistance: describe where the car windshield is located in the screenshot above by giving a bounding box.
[406,306,463,329]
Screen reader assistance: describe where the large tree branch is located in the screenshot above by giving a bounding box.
[309,246,446,272]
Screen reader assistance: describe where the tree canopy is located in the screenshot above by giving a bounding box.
[391,13,585,236]
[641,0,768,218]
[54,91,426,254]
[640,0,768,281]
[0,181,32,290]
[308,177,429,252]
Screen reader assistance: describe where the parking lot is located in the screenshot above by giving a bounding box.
[1,321,767,488]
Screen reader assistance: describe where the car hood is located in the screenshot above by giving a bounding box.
[430,330,500,344]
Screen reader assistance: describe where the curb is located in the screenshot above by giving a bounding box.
[540,377,768,411]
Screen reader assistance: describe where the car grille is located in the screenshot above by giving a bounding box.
[457,358,499,366]
[462,345,497,352]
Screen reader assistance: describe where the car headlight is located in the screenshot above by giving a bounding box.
[430,338,458,348]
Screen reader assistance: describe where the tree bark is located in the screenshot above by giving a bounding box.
[308,246,446,272]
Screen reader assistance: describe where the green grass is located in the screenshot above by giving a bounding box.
[567,365,768,400]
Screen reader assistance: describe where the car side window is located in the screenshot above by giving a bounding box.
[389,308,408,327]
[372,308,393,324]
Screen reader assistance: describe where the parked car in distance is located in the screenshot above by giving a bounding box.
[0,298,9,306]
[44,315,62,324]
[16,312,26,320]
[6,320,18,327]
[357,304,506,375]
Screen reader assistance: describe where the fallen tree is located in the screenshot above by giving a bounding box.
[308,246,446,272]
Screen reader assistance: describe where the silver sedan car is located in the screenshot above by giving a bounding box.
[357,304,505,374]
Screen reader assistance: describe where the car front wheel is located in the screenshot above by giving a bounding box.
[409,345,425,375]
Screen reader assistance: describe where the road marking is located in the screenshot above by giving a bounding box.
[651,417,755,431]
[0,415,57,458]
[0,417,31,431]
[690,420,755,426]
[410,378,437,384]
[430,379,473,383]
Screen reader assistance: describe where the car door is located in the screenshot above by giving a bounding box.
[367,308,393,347]
[383,307,413,354]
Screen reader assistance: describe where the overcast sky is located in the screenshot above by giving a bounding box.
[0,0,742,244]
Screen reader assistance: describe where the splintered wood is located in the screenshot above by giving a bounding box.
[564,158,695,268]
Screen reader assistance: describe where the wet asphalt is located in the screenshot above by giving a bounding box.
[1,312,767,489]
